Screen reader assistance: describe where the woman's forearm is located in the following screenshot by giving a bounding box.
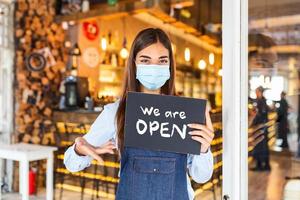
[64,143,93,172]
[64,101,118,172]
[187,150,214,183]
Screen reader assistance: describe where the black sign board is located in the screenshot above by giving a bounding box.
[124,92,207,155]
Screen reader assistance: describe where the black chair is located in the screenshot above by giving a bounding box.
[91,152,120,199]
[53,122,90,200]
[191,128,222,200]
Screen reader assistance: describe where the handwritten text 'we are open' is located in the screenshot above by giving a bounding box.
[136,106,188,139]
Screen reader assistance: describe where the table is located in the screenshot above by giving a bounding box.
[0,143,57,200]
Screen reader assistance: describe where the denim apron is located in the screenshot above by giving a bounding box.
[115,147,189,200]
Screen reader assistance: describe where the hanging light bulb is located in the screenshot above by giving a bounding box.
[184,47,190,62]
[120,37,129,59]
[218,68,223,76]
[209,52,215,65]
[120,47,129,59]
[198,59,206,70]
[101,36,107,51]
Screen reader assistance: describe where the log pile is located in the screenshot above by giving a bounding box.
[14,0,67,145]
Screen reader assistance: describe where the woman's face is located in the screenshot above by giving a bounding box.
[135,42,170,65]
[135,42,170,94]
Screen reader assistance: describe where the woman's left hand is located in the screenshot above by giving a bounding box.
[188,105,215,153]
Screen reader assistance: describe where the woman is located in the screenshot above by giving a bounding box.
[64,28,214,200]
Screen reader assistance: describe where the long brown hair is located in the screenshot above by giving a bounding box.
[115,28,176,156]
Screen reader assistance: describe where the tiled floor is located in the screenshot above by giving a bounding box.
[2,155,300,200]
[1,190,221,200]
[1,190,80,200]
[2,150,299,200]
[248,154,300,200]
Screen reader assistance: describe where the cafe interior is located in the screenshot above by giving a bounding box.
[0,0,299,199]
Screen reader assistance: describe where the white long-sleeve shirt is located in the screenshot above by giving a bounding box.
[64,99,213,200]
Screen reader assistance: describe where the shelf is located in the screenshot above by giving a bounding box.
[54,1,152,23]
[56,168,119,183]
[98,80,122,85]
[55,3,221,54]
[53,110,100,124]
[99,64,125,71]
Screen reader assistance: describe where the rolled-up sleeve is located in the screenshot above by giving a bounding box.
[64,143,93,172]
[64,100,119,172]
[187,149,214,183]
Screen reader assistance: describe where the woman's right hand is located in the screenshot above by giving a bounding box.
[74,137,116,165]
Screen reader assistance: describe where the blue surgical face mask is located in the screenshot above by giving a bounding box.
[136,64,170,90]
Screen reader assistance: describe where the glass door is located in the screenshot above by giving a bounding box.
[248,0,300,200]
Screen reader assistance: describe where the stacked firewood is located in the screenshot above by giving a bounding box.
[14,0,67,145]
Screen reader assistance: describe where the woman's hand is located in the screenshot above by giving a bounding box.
[74,137,116,164]
[188,105,215,153]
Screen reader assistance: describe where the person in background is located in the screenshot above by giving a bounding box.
[250,86,271,171]
[276,91,290,148]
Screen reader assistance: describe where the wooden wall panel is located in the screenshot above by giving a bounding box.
[14,0,67,145]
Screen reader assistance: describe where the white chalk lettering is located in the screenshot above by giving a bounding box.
[165,111,186,119]
[179,112,186,119]
[153,108,160,116]
[135,121,187,139]
[165,111,172,118]
[140,106,160,116]
[160,122,170,138]
[136,119,147,135]
[171,124,187,139]
[149,121,159,135]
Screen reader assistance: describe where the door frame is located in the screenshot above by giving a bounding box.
[0,0,15,193]
[222,0,248,199]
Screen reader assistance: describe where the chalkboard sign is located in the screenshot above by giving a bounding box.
[124,92,207,155]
